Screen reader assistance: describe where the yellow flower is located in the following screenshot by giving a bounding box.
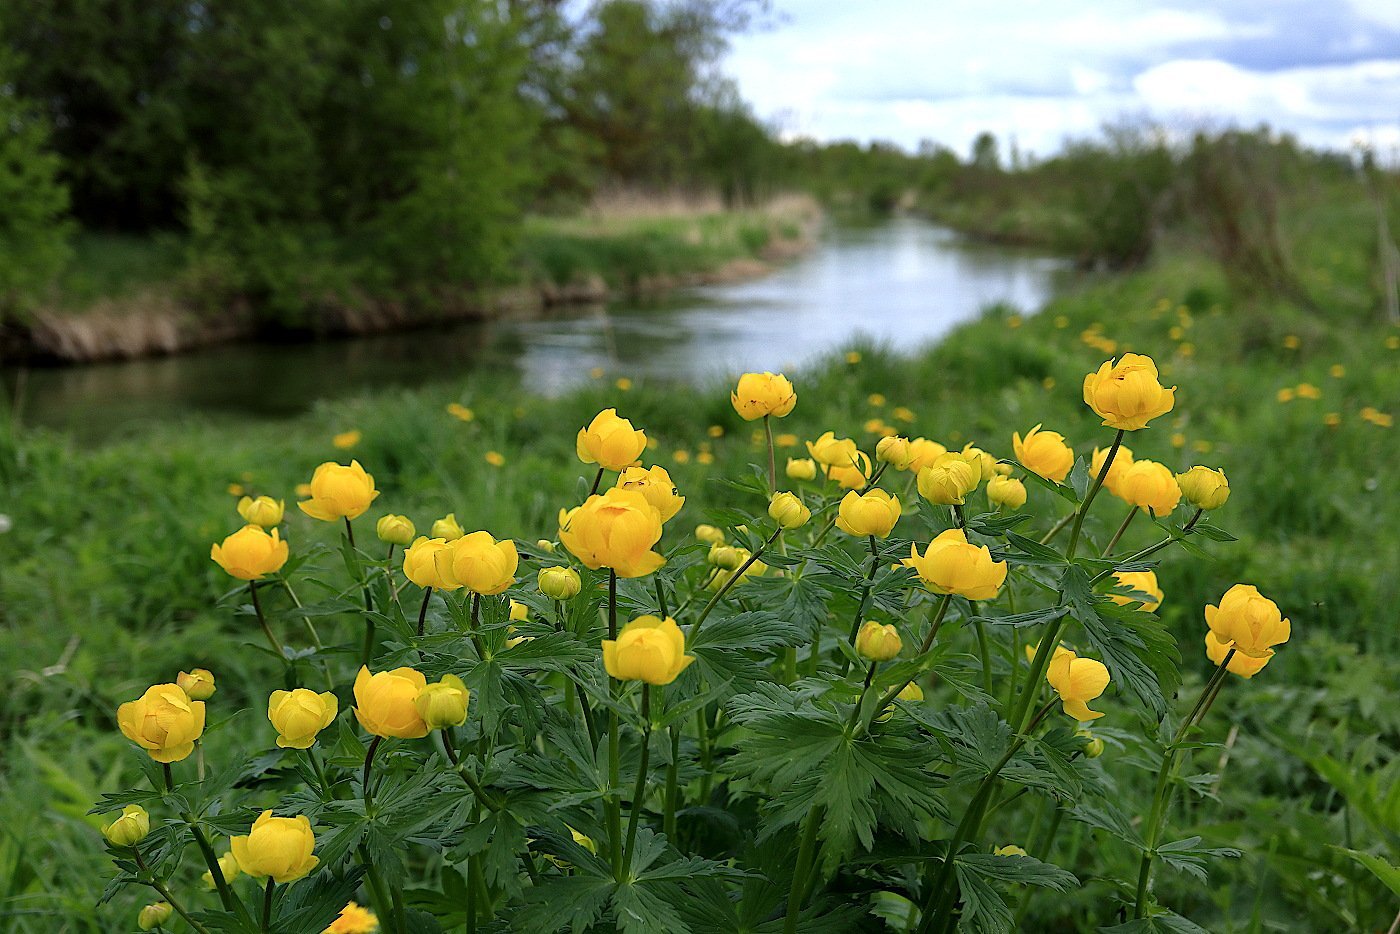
[211,525,289,581]
[401,537,461,591]
[602,615,695,685]
[237,495,285,528]
[917,453,980,505]
[1329,364,1346,378]
[1012,425,1074,482]
[117,684,206,763]
[325,902,379,933]
[1176,466,1229,510]
[415,674,470,729]
[846,351,862,364]
[994,845,1028,857]
[904,437,947,472]
[447,531,518,595]
[333,430,362,450]
[855,621,902,661]
[177,668,216,701]
[485,450,505,467]
[615,465,685,522]
[1110,571,1163,612]
[615,377,633,392]
[986,475,1026,509]
[589,366,605,379]
[1091,444,1135,496]
[1360,406,1393,427]
[536,538,556,554]
[229,811,319,884]
[863,417,891,435]
[960,443,998,480]
[694,524,725,545]
[227,483,246,496]
[1078,730,1106,758]
[102,805,150,847]
[1170,432,1186,449]
[1282,334,1300,349]
[559,488,665,578]
[1025,641,1073,665]
[1082,353,1176,430]
[353,666,430,739]
[202,852,239,890]
[898,682,924,702]
[805,431,861,468]
[875,435,913,469]
[892,406,916,424]
[1116,460,1181,516]
[708,544,746,570]
[785,457,818,481]
[138,903,173,930]
[1323,412,1341,427]
[697,451,715,465]
[446,402,475,422]
[903,529,1007,600]
[1047,649,1111,721]
[295,482,312,498]
[538,566,582,600]
[376,514,416,546]
[823,454,872,489]
[1386,335,1399,350]
[509,599,529,622]
[298,461,379,521]
[835,489,902,537]
[1295,382,1321,400]
[775,432,798,447]
[1204,584,1290,659]
[1276,387,1295,403]
[768,492,811,529]
[731,372,797,420]
[576,409,647,471]
[268,689,339,749]
[867,393,886,407]
[707,425,725,438]
[1204,631,1271,678]
[430,513,464,541]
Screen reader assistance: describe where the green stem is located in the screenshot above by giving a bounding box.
[1102,505,1139,557]
[622,685,653,872]
[860,594,952,734]
[607,572,624,879]
[764,415,777,492]
[664,724,681,839]
[589,467,605,496]
[951,507,993,695]
[134,848,211,934]
[467,593,487,659]
[346,517,376,664]
[360,846,402,934]
[261,879,275,931]
[689,527,783,639]
[280,578,323,648]
[416,587,432,637]
[841,535,882,675]
[248,580,284,658]
[1037,509,1076,545]
[784,805,824,934]
[1090,508,1203,586]
[846,661,879,731]
[362,736,382,812]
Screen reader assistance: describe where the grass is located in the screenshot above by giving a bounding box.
[1,206,1397,929]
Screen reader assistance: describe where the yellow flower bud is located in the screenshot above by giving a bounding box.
[1204,584,1290,659]
[325,902,379,933]
[615,465,685,522]
[448,531,518,595]
[297,461,379,522]
[401,536,460,591]
[576,408,647,471]
[102,805,150,847]
[1110,571,1162,612]
[903,529,1007,601]
[1012,424,1074,482]
[352,666,430,739]
[117,684,206,763]
[1083,353,1176,430]
[1116,460,1181,516]
[1076,730,1106,758]
[1175,466,1230,510]
[430,513,464,542]
[768,492,811,529]
[415,674,471,730]
[823,454,872,489]
[211,525,289,581]
[806,431,861,468]
[203,852,240,890]
[138,902,173,930]
[731,372,797,420]
[538,566,582,600]
[177,668,216,701]
[559,489,665,578]
[855,621,902,661]
[229,811,319,885]
[993,845,1028,857]
[898,682,924,702]
[1047,648,1110,721]
[376,514,416,546]
[916,453,979,505]
[694,524,726,544]
[986,475,1026,509]
[237,495,285,528]
[268,689,339,749]
[708,544,747,570]
[1204,631,1271,678]
[835,489,901,538]
[904,438,948,472]
[785,457,818,481]
[602,615,696,686]
[536,538,556,554]
[875,436,913,469]
[959,443,998,480]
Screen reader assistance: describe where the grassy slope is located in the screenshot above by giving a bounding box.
[0,214,1396,928]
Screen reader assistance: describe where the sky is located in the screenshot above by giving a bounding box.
[724,0,1400,158]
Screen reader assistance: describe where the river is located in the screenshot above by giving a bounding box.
[4,218,1064,441]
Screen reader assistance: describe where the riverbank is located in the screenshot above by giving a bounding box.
[1,195,820,365]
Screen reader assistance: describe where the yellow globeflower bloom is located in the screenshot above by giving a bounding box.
[835,489,902,538]
[1204,584,1290,659]
[353,666,430,739]
[1204,631,1271,678]
[415,674,470,730]
[447,531,518,595]
[177,668,216,700]
[211,525,289,580]
[229,811,319,884]
[805,431,862,468]
[904,438,948,472]
[1012,424,1074,482]
[1110,570,1163,612]
[986,475,1026,509]
[297,461,379,522]
[917,453,979,505]
[875,435,913,469]
[237,495,285,528]
[376,514,416,546]
[332,430,361,450]
[325,902,379,934]
[102,805,150,847]
[509,599,528,621]
[401,537,461,591]
[731,372,797,420]
[1116,460,1181,516]
[1090,444,1135,496]
[768,491,811,529]
[615,465,685,522]
[1047,649,1111,721]
[959,443,998,481]
[202,852,240,890]
[785,457,818,481]
[268,689,339,749]
[446,402,475,422]
[1083,353,1176,430]
[903,529,1007,601]
[823,452,872,489]
[855,621,902,661]
[602,616,695,686]
[538,566,582,600]
[694,524,725,544]
[559,489,665,578]
[1176,466,1230,510]
[576,408,647,471]
[430,513,464,541]
[117,684,206,763]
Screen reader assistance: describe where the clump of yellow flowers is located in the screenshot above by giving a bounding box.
[96,351,1287,934]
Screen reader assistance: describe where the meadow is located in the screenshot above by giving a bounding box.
[1,222,1397,931]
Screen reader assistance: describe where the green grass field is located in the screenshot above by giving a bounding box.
[1,219,1397,929]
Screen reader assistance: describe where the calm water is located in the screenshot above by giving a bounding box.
[5,219,1062,440]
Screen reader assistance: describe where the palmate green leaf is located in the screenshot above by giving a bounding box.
[1062,565,1178,720]
[1154,836,1241,883]
[613,879,691,934]
[1004,531,1069,566]
[972,604,1070,629]
[1070,801,1144,849]
[1101,908,1212,933]
[953,862,1015,933]
[276,866,364,934]
[689,611,806,691]
[496,630,595,671]
[966,510,1033,536]
[957,852,1079,890]
[515,876,615,934]
[915,702,1011,779]
[1018,465,1080,504]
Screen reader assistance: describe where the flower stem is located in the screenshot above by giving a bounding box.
[248,581,284,658]
[689,527,782,639]
[1102,505,1139,557]
[840,535,882,675]
[764,415,777,493]
[1065,428,1124,561]
[623,685,653,872]
[861,594,952,733]
[589,467,604,496]
[607,572,624,880]
[663,723,681,839]
[416,587,432,637]
[362,736,382,813]
[784,805,823,934]
[1090,508,1203,586]
[346,517,375,664]
[261,879,275,931]
[133,848,211,934]
[846,662,879,730]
